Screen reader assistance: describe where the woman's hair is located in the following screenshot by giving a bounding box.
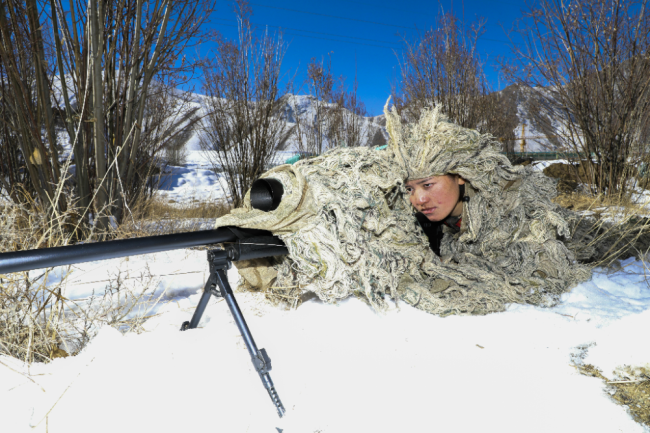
[384,100,522,195]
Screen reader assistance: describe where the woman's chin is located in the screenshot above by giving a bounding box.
[422,212,442,222]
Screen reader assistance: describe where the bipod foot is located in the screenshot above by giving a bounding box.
[253,348,286,417]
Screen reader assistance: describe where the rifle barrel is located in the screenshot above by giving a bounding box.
[0,228,238,274]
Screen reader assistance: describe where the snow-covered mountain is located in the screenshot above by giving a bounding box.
[50,71,571,158]
[274,89,570,154]
[274,93,388,151]
[499,84,576,152]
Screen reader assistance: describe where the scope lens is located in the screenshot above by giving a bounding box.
[250,178,284,211]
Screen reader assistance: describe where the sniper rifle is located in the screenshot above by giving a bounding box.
[0,178,288,418]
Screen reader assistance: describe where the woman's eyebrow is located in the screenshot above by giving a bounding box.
[415,178,434,185]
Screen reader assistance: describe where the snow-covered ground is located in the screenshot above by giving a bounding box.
[154,148,305,205]
[1,251,649,432]
[155,162,225,204]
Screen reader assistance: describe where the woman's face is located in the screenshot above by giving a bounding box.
[405,175,465,222]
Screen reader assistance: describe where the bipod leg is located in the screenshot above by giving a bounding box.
[213,266,286,418]
[180,273,219,331]
[181,249,286,417]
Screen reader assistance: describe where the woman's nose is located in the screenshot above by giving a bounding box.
[415,190,428,204]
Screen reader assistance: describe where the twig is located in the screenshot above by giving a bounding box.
[607,379,649,384]
[0,358,45,392]
[31,357,96,428]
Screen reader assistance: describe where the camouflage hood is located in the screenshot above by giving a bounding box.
[385,100,520,193]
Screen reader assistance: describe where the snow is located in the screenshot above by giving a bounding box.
[154,163,225,204]
[2,97,650,433]
[2,253,649,432]
[2,245,650,432]
[530,159,569,170]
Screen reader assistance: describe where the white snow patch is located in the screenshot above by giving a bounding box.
[2,257,650,432]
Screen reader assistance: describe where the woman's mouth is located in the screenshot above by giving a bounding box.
[421,207,436,214]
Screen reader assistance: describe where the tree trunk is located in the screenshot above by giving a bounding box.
[90,0,109,231]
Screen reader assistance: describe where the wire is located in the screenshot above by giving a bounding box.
[212,17,402,46]
[334,0,439,19]
[212,22,400,49]
[214,17,513,47]
[224,0,420,30]
[224,0,522,39]
[335,0,522,13]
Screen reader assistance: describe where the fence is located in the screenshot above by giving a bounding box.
[502,151,588,161]
[280,149,590,166]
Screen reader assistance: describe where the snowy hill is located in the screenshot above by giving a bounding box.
[274,93,388,150]
[49,73,569,157]
[274,88,571,154]
[499,84,575,152]
[156,92,389,204]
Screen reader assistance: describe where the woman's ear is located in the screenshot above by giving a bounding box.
[457,176,466,186]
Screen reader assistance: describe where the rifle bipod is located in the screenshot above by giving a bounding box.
[181,247,286,418]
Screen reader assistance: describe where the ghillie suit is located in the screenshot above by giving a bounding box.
[385,105,592,314]
[212,146,421,312]
[213,105,593,316]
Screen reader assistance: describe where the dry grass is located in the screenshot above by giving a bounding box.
[133,196,231,220]
[545,161,648,216]
[550,190,650,269]
[0,263,159,362]
[0,270,66,362]
[0,191,227,364]
[553,191,647,216]
[545,164,650,427]
[116,196,232,236]
[543,162,650,268]
[576,364,650,427]
[0,199,80,362]
[0,192,86,362]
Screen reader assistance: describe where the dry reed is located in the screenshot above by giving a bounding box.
[576,363,650,428]
[115,196,232,236]
[0,188,229,364]
[543,161,650,269]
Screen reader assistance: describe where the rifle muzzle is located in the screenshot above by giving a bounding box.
[250,178,284,211]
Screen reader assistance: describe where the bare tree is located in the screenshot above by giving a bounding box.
[298,57,335,155]
[199,0,292,208]
[0,0,214,234]
[324,69,368,149]
[130,81,201,200]
[481,88,519,152]
[0,0,65,213]
[342,76,370,147]
[291,56,368,156]
[501,0,650,196]
[394,12,518,145]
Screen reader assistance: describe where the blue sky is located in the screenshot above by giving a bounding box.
[201,0,529,116]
